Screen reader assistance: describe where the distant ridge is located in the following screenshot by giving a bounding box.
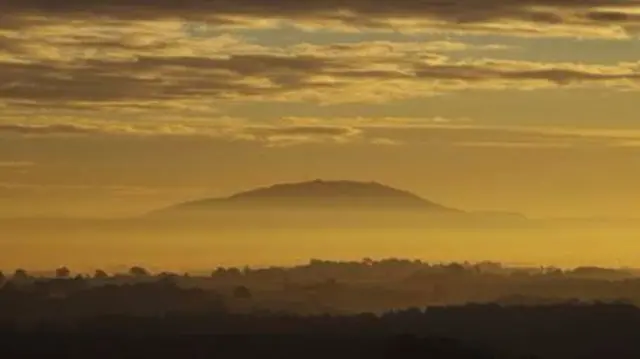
[156,180,461,214]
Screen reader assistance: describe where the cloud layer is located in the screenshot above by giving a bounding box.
[2,25,639,115]
[1,1,638,151]
[3,0,640,38]
[4,117,640,149]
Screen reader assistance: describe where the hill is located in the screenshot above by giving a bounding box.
[157,180,461,214]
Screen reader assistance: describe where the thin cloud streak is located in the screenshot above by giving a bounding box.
[0,161,35,168]
[3,119,640,149]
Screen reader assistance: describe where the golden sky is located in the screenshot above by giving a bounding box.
[2,0,640,218]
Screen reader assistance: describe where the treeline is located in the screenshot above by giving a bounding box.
[5,259,637,283]
[2,259,639,314]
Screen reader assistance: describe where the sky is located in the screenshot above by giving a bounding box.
[2,0,640,218]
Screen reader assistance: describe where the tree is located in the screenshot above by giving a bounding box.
[55,266,71,279]
[242,266,252,275]
[158,271,178,279]
[213,267,242,279]
[362,257,374,266]
[444,262,466,274]
[212,267,226,277]
[157,272,178,287]
[13,268,29,282]
[129,266,150,277]
[0,271,5,286]
[94,269,109,279]
[233,285,252,300]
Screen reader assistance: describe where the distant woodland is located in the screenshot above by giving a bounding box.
[3,260,640,357]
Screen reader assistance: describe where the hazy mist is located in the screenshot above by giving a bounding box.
[3,212,640,273]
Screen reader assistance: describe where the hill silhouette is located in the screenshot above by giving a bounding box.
[158,180,461,214]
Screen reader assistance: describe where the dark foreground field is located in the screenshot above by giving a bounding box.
[3,304,640,359]
[1,334,513,359]
[4,261,640,358]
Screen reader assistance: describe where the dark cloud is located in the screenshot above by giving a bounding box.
[585,11,640,22]
[500,68,640,84]
[1,1,637,110]
[0,52,638,106]
[414,65,640,84]
[0,120,367,147]
[0,0,636,20]
[2,0,640,31]
[0,53,352,104]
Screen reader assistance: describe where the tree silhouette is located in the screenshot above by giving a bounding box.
[12,269,29,282]
[362,257,374,266]
[55,266,71,279]
[233,285,252,300]
[212,267,226,277]
[158,271,178,279]
[94,269,109,279]
[129,266,150,277]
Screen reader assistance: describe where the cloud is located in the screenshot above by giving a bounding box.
[4,117,640,150]
[281,116,474,128]
[240,125,364,146]
[1,14,638,119]
[246,125,360,137]
[3,0,640,38]
[0,46,638,110]
[369,138,403,146]
[454,141,573,149]
[0,122,207,137]
[265,117,640,149]
[585,10,640,23]
[0,123,97,135]
[0,161,35,168]
[0,119,369,146]
[0,182,181,198]
[291,41,514,58]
